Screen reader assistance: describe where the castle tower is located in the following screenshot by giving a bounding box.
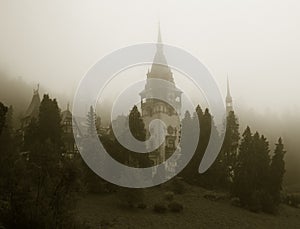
[21,84,41,129]
[226,77,233,114]
[139,25,182,176]
[61,103,78,157]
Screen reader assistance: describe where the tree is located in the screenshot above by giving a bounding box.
[221,111,240,187]
[129,105,146,141]
[179,107,202,183]
[180,106,214,187]
[38,94,62,146]
[0,102,8,135]
[269,138,286,204]
[86,106,97,137]
[255,135,270,191]
[116,106,147,208]
[232,126,253,206]
[8,94,83,228]
[232,127,277,213]
[128,105,150,167]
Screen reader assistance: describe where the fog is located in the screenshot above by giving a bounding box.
[0,0,299,185]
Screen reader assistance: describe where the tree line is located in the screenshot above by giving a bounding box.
[0,94,287,228]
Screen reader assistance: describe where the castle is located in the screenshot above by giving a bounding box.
[21,27,234,169]
[139,26,182,176]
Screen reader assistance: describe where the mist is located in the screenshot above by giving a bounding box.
[0,0,299,185]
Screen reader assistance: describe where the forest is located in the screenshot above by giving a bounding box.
[0,91,297,229]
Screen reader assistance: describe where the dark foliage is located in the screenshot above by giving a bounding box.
[168,201,183,212]
[0,97,85,228]
[0,102,8,135]
[153,203,167,213]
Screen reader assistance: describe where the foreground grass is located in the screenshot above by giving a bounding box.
[76,185,300,229]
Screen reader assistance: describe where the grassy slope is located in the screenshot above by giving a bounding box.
[77,185,300,229]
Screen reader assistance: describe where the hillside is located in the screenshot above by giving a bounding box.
[76,184,300,229]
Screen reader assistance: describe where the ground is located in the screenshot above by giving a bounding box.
[76,184,300,229]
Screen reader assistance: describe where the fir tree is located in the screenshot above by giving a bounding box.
[232,126,253,206]
[86,105,97,137]
[0,102,8,135]
[38,94,62,145]
[221,111,240,186]
[129,105,146,141]
[180,106,203,183]
[269,138,286,204]
[128,105,149,167]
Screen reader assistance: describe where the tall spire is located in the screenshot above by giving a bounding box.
[226,76,231,98]
[34,83,39,95]
[157,21,162,44]
[144,23,174,83]
[226,76,233,113]
[156,21,163,54]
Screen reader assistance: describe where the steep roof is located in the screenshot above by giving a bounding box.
[61,104,72,123]
[24,89,40,119]
[147,24,174,83]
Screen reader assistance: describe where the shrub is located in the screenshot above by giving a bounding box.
[168,202,183,212]
[287,193,300,208]
[153,203,167,213]
[248,190,277,214]
[260,192,277,214]
[203,191,227,201]
[137,203,147,209]
[164,191,174,201]
[230,197,241,207]
[170,177,186,194]
[118,188,144,208]
[248,191,262,213]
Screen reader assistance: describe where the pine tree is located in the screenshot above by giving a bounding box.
[5,105,14,136]
[221,111,240,186]
[38,94,62,145]
[128,105,150,167]
[86,105,97,137]
[269,138,286,204]
[232,126,253,205]
[180,106,203,184]
[255,135,270,191]
[129,105,146,141]
[0,103,17,204]
[96,115,101,134]
[0,102,8,135]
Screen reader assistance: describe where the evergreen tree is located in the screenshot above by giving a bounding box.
[86,105,97,137]
[128,105,150,167]
[38,94,62,145]
[180,106,214,187]
[180,107,202,183]
[201,116,224,189]
[233,127,277,213]
[23,95,81,227]
[5,105,14,136]
[255,135,270,191]
[232,126,253,205]
[129,105,146,141]
[0,102,8,135]
[269,138,286,204]
[221,111,240,186]
[95,115,101,134]
[0,104,17,204]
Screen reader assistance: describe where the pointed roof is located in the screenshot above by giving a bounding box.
[157,21,162,44]
[61,103,72,123]
[148,24,174,83]
[24,85,40,119]
[226,76,232,102]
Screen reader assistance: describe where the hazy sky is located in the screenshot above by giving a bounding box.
[1,0,300,116]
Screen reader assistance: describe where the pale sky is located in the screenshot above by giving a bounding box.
[1,0,300,116]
